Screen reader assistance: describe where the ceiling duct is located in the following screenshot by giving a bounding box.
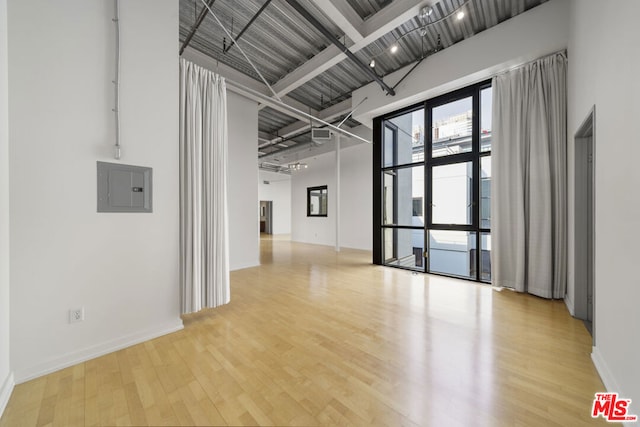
[311,128,333,144]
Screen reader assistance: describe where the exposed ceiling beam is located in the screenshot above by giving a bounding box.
[259,124,370,163]
[271,0,433,98]
[228,83,311,124]
[284,0,395,96]
[179,0,216,55]
[265,98,352,144]
[182,47,317,122]
[272,44,344,97]
[225,79,370,144]
[309,0,364,43]
[223,0,273,54]
[258,131,273,143]
[282,0,395,96]
[360,0,431,44]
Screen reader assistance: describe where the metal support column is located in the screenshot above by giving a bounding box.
[335,135,341,252]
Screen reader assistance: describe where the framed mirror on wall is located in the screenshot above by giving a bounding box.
[307,185,328,217]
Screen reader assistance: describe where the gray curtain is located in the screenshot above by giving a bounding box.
[179,59,230,314]
[491,52,567,299]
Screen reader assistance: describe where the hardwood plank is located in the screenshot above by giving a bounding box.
[1,236,607,426]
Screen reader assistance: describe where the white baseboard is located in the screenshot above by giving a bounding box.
[14,320,184,384]
[591,345,622,393]
[591,347,638,427]
[0,372,15,420]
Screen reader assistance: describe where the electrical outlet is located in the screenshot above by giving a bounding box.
[69,307,84,323]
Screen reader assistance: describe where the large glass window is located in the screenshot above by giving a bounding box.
[384,109,424,166]
[432,97,473,158]
[480,87,493,152]
[380,107,425,272]
[375,81,492,283]
[383,166,424,227]
[428,230,476,279]
[480,156,491,229]
[432,162,473,225]
[384,228,425,271]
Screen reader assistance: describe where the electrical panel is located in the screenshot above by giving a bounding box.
[97,161,152,213]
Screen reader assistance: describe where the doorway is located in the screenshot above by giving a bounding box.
[574,107,595,341]
[260,201,273,234]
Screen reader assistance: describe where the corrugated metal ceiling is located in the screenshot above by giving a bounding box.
[179,0,548,162]
[345,0,393,21]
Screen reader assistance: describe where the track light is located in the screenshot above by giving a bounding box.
[382,1,467,62]
[369,59,375,68]
[419,6,433,20]
[287,162,308,171]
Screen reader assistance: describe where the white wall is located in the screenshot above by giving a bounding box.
[8,0,182,382]
[353,0,570,126]
[568,0,640,408]
[227,92,259,270]
[291,141,372,250]
[0,0,13,415]
[291,151,336,247]
[258,170,291,235]
[339,143,372,251]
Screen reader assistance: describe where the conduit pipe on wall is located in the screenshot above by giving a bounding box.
[113,0,121,160]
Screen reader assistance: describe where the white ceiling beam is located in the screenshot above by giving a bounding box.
[260,124,372,164]
[256,95,318,118]
[226,79,370,144]
[272,45,346,97]
[271,0,433,98]
[258,131,273,142]
[182,47,264,91]
[359,0,430,47]
[225,83,312,124]
[309,0,364,43]
[182,47,317,122]
[266,98,352,143]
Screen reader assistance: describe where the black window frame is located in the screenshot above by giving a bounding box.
[373,79,492,282]
[377,105,427,271]
[307,185,328,217]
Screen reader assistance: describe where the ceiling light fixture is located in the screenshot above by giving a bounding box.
[287,162,308,171]
[369,59,375,68]
[419,6,433,20]
[386,0,469,57]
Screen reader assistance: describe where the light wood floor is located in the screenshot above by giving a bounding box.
[1,236,606,426]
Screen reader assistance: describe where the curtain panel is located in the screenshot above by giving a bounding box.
[491,52,568,299]
[179,59,230,314]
